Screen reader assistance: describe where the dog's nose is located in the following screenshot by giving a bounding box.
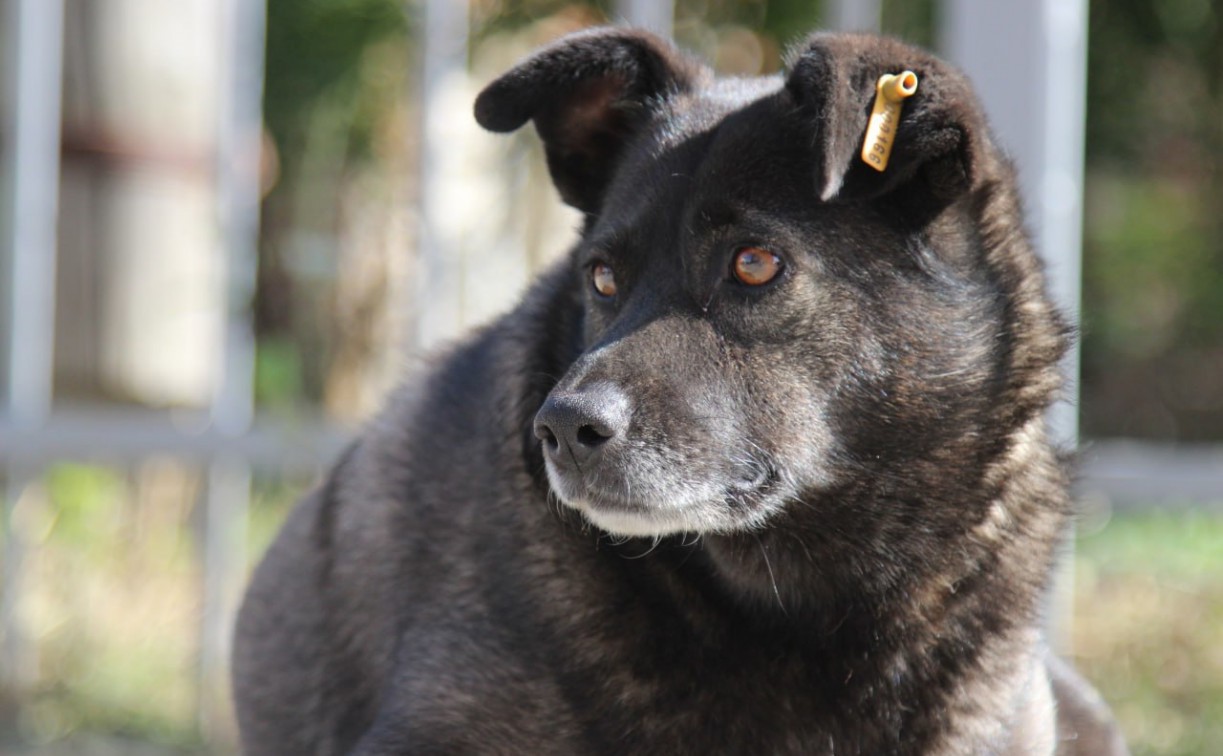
[534,384,630,466]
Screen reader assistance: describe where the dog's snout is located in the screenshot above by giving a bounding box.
[534,384,630,465]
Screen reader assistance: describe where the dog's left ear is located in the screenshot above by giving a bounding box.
[475,27,706,214]
[785,33,990,215]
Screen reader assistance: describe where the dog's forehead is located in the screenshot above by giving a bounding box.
[655,75,786,150]
[597,75,808,227]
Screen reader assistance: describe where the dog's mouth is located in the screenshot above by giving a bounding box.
[543,454,781,538]
[532,380,794,538]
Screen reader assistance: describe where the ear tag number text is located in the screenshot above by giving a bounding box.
[861,70,918,172]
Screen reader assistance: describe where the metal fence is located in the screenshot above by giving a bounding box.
[2,0,1220,747]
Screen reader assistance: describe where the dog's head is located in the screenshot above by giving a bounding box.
[477,29,1066,540]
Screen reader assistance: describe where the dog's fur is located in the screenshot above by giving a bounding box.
[233,29,1127,755]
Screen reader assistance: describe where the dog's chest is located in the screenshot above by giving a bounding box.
[547,623,934,755]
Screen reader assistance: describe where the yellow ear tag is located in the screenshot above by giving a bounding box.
[861,70,918,172]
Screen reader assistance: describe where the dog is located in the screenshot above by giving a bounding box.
[233,28,1128,755]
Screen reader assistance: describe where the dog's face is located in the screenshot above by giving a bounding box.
[478,30,1039,538]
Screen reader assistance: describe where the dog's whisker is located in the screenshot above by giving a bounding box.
[754,533,788,618]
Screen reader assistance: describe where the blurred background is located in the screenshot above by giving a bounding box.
[0,0,1219,753]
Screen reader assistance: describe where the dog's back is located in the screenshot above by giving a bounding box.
[234,28,1126,755]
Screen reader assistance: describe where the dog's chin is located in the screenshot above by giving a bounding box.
[544,462,777,539]
[567,501,697,538]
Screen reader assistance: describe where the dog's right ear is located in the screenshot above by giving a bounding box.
[475,27,704,214]
[785,33,991,221]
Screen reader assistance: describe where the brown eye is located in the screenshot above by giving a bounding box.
[591,262,617,298]
[732,247,782,286]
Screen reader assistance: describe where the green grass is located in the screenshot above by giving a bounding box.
[9,468,1221,754]
[4,463,306,754]
[1073,510,1223,755]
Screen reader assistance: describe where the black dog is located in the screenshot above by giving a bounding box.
[234,28,1127,754]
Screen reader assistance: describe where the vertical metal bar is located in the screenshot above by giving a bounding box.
[826,0,883,32]
[1,469,40,688]
[1,0,66,690]
[414,0,470,352]
[940,0,1086,446]
[615,0,674,39]
[211,0,264,439]
[2,0,64,421]
[1038,0,1088,446]
[940,0,1088,650]
[199,454,252,743]
[199,0,265,742]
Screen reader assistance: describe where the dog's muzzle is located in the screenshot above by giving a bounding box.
[534,383,631,470]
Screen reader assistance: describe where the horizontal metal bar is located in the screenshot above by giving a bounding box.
[0,408,350,471]
[1078,440,1223,510]
[1,412,1220,507]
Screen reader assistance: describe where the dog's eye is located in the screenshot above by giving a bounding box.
[732,247,783,286]
[591,262,617,298]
